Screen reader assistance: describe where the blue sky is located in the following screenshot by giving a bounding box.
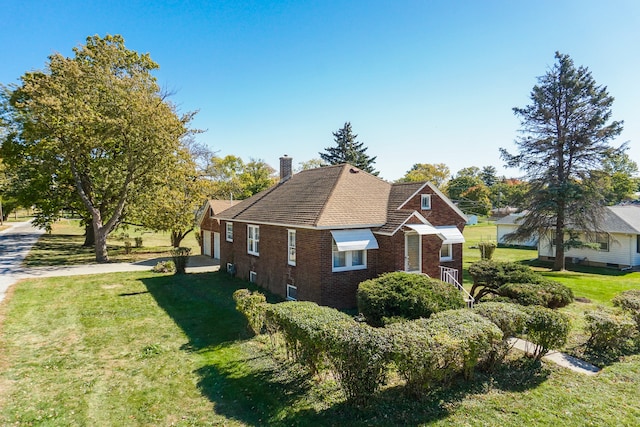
[2,0,639,181]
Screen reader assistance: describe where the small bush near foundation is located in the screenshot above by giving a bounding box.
[522,305,570,360]
[585,308,636,357]
[357,272,464,327]
[233,289,267,335]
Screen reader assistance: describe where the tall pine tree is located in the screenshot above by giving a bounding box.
[500,52,624,271]
[319,122,378,175]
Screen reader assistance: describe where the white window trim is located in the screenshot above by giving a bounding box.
[249,271,257,283]
[596,233,609,252]
[332,241,367,272]
[421,194,432,210]
[286,284,297,301]
[440,243,453,261]
[247,224,259,256]
[287,229,296,266]
[226,222,233,242]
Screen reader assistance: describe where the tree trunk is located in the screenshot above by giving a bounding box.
[83,223,95,247]
[93,219,109,263]
[171,228,193,248]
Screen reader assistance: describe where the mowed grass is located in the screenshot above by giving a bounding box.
[1,270,640,426]
[23,219,200,266]
[462,223,640,304]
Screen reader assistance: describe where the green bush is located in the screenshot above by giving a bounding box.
[170,247,191,274]
[388,310,502,395]
[473,302,529,369]
[473,302,528,340]
[478,241,497,260]
[265,301,354,375]
[584,308,637,357]
[151,260,175,273]
[134,236,143,248]
[324,322,392,405]
[498,280,573,309]
[612,289,640,331]
[468,260,543,301]
[124,238,133,254]
[233,289,267,336]
[357,272,465,326]
[522,305,570,360]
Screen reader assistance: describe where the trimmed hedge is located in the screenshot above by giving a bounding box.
[585,308,637,357]
[473,302,529,369]
[498,280,574,309]
[612,289,640,331]
[521,305,570,360]
[388,310,502,395]
[233,289,267,335]
[357,272,465,327]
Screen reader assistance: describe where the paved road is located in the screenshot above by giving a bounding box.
[0,221,45,303]
[0,221,219,304]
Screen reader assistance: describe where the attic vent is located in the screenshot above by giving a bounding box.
[349,168,359,174]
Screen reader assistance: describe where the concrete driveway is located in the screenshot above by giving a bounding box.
[0,221,45,303]
[0,221,219,304]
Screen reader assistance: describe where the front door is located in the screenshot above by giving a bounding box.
[405,232,421,273]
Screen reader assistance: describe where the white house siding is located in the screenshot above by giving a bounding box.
[538,232,639,268]
[497,224,538,247]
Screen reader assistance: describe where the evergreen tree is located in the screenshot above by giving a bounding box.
[319,122,378,175]
[500,52,624,270]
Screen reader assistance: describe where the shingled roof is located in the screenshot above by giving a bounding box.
[217,164,391,228]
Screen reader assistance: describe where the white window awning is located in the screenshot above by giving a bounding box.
[331,229,379,251]
[405,224,441,236]
[436,226,465,244]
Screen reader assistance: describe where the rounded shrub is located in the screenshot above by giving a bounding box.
[357,272,465,326]
[521,305,570,360]
[612,289,640,331]
[584,308,637,357]
[473,301,528,340]
[498,280,573,309]
[468,260,543,301]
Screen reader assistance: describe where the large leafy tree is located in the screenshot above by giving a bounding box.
[206,155,276,200]
[500,52,624,270]
[397,163,450,189]
[319,122,378,175]
[1,35,194,262]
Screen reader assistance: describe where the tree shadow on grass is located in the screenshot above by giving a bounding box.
[141,272,552,426]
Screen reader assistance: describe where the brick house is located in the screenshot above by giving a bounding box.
[198,199,240,259]
[217,156,468,309]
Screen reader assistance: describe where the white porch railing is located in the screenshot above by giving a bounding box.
[440,266,474,308]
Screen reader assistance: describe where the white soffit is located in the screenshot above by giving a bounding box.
[436,226,465,244]
[331,229,379,251]
[405,224,441,236]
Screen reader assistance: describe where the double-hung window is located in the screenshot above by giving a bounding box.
[596,233,609,252]
[440,243,453,261]
[226,222,233,242]
[287,230,296,266]
[421,194,431,210]
[247,225,259,256]
[332,241,366,272]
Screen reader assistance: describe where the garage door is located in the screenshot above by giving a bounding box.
[202,230,212,256]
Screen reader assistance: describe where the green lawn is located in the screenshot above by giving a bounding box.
[22,219,200,266]
[1,270,640,426]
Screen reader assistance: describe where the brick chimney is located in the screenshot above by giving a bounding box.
[280,155,292,182]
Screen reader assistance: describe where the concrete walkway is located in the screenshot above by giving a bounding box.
[0,221,219,304]
[508,338,600,375]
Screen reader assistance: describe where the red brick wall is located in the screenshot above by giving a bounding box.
[200,208,221,256]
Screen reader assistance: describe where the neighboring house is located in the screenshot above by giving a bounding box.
[495,212,538,248]
[538,205,640,269]
[216,156,468,309]
[198,199,241,259]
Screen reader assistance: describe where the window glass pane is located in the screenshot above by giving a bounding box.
[352,250,364,266]
[421,194,431,209]
[441,244,451,258]
[333,251,346,268]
